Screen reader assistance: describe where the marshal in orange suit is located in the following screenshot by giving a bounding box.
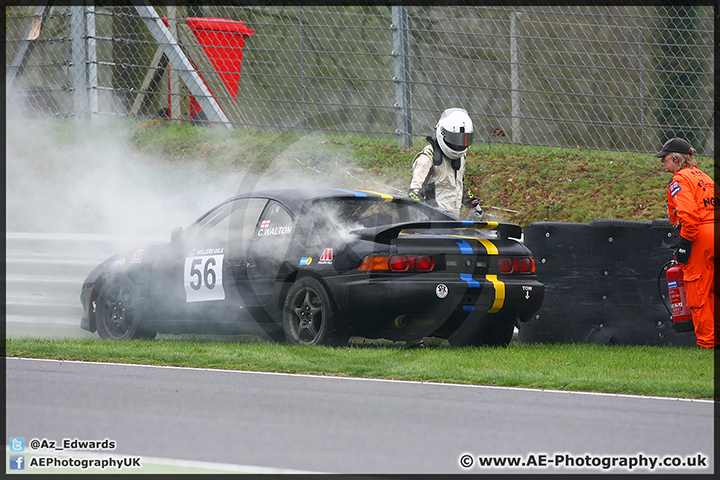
[655,137,718,348]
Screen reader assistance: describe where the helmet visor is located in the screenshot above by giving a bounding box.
[442,129,473,150]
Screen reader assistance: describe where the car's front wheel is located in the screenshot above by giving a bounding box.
[283,277,347,346]
[95,276,156,340]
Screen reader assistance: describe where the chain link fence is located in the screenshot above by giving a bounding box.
[6,4,714,156]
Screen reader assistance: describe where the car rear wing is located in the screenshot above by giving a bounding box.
[351,221,523,244]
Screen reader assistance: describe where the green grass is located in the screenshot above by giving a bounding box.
[6,337,715,399]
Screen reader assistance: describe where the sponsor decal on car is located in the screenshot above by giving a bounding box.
[189,247,224,255]
[436,284,449,298]
[318,248,334,265]
[130,249,144,263]
[299,257,313,266]
[257,221,293,237]
[113,258,126,266]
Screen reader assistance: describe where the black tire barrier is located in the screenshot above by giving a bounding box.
[519,219,698,346]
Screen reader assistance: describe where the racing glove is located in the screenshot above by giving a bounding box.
[674,237,692,264]
[408,190,422,202]
[463,192,484,221]
[472,205,484,221]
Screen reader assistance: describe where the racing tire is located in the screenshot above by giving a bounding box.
[95,276,156,340]
[282,277,348,346]
[447,314,516,347]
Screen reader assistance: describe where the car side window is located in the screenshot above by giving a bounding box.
[295,202,345,250]
[397,202,438,222]
[353,200,435,226]
[185,201,235,247]
[357,202,395,226]
[246,200,294,270]
[227,198,268,262]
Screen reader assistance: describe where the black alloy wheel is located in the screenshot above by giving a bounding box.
[283,277,347,346]
[96,276,156,340]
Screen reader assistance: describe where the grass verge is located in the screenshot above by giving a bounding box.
[5,337,714,400]
[128,121,715,226]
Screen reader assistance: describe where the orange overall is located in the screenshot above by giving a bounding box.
[666,167,719,348]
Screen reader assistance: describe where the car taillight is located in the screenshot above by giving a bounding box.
[498,257,514,273]
[389,255,410,272]
[358,254,435,272]
[415,255,435,272]
[517,257,534,274]
[497,257,535,274]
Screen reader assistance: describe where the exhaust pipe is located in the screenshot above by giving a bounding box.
[393,315,412,328]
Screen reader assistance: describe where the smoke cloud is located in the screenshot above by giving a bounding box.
[6,113,403,237]
[7,117,234,236]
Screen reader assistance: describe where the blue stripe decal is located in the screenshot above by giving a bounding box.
[330,188,367,197]
[461,221,474,226]
[463,305,475,311]
[461,274,480,288]
[455,239,473,254]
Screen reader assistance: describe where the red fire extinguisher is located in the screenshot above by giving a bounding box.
[665,262,694,333]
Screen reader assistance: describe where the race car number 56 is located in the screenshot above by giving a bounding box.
[184,254,225,302]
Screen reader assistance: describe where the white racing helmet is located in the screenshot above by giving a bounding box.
[435,108,473,160]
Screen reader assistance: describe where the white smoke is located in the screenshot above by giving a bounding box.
[6,115,402,237]
[6,117,237,235]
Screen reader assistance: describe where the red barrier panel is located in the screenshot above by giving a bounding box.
[185,17,254,99]
[164,17,254,123]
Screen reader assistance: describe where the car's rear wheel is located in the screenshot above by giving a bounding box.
[96,276,156,340]
[283,277,347,346]
[447,313,516,347]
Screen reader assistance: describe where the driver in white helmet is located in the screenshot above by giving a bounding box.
[408,108,483,220]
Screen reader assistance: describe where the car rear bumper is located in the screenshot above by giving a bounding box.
[326,273,544,339]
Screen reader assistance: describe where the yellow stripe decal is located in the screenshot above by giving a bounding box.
[438,234,499,255]
[358,190,394,201]
[477,239,498,255]
[486,274,505,313]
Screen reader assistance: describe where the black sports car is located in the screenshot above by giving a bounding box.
[80,188,544,346]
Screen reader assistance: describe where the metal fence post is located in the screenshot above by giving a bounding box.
[167,6,180,120]
[71,6,98,121]
[637,25,646,148]
[510,12,522,144]
[71,6,89,120]
[392,6,412,148]
[299,8,307,127]
[85,6,98,118]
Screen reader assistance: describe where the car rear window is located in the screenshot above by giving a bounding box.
[310,198,449,230]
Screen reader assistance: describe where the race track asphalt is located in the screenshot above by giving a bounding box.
[5,357,714,474]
